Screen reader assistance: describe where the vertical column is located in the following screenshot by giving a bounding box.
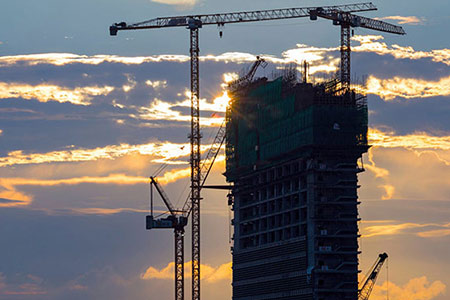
[190,26,201,300]
[340,21,351,89]
[175,228,184,300]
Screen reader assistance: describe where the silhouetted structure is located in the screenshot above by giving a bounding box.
[225,70,369,300]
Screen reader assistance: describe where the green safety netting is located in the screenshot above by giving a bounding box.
[225,77,368,180]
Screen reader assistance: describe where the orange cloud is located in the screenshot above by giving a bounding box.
[141,261,231,283]
[364,75,450,100]
[0,174,147,207]
[365,148,389,178]
[376,16,425,25]
[68,207,149,215]
[417,228,450,238]
[0,141,191,167]
[352,35,450,66]
[371,277,446,300]
[379,184,395,200]
[362,221,450,238]
[369,129,450,150]
[136,91,230,127]
[0,161,198,207]
[151,0,199,8]
[1,174,156,187]
[157,167,191,185]
[0,82,114,105]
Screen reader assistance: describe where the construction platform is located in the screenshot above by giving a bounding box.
[225,70,369,300]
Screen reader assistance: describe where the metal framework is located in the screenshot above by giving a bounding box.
[358,253,388,300]
[147,177,188,299]
[189,25,202,300]
[310,10,405,89]
[109,3,404,300]
[110,3,376,32]
[228,56,267,92]
[175,229,184,300]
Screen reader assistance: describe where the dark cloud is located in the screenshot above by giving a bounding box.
[368,95,450,135]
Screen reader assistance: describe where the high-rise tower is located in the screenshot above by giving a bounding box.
[225,71,369,300]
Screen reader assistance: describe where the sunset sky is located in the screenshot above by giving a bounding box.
[0,0,449,299]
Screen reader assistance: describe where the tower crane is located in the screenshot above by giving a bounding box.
[146,121,225,300]
[358,252,389,300]
[146,177,188,300]
[109,3,403,300]
[309,8,405,89]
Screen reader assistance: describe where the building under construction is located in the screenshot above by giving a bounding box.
[225,69,369,300]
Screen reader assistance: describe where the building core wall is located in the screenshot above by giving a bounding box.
[226,76,368,300]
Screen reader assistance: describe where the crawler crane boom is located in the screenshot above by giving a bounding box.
[358,252,389,300]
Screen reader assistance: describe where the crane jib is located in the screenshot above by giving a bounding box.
[110,2,377,32]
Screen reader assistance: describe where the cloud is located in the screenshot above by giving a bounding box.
[369,129,450,150]
[0,273,46,296]
[352,35,450,66]
[122,74,137,93]
[362,129,450,202]
[361,221,450,238]
[364,148,390,178]
[379,184,395,200]
[0,82,114,105]
[134,91,229,126]
[0,51,335,75]
[67,207,148,215]
[145,80,167,90]
[376,16,426,25]
[0,37,448,76]
[0,174,148,207]
[370,277,446,300]
[1,174,148,188]
[0,141,191,167]
[150,0,199,7]
[0,53,190,66]
[282,44,340,74]
[141,261,231,283]
[364,75,450,100]
[362,146,450,202]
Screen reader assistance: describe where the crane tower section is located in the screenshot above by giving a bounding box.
[225,71,369,300]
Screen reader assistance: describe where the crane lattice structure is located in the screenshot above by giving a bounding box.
[109,3,404,300]
[309,8,405,89]
[146,122,225,300]
[358,253,389,300]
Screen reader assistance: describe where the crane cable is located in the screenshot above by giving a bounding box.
[148,145,188,216]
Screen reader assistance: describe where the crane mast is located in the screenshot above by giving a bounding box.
[109,3,404,300]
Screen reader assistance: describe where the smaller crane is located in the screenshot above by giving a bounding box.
[146,176,187,300]
[228,56,267,92]
[146,120,226,300]
[358,252,388,300]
